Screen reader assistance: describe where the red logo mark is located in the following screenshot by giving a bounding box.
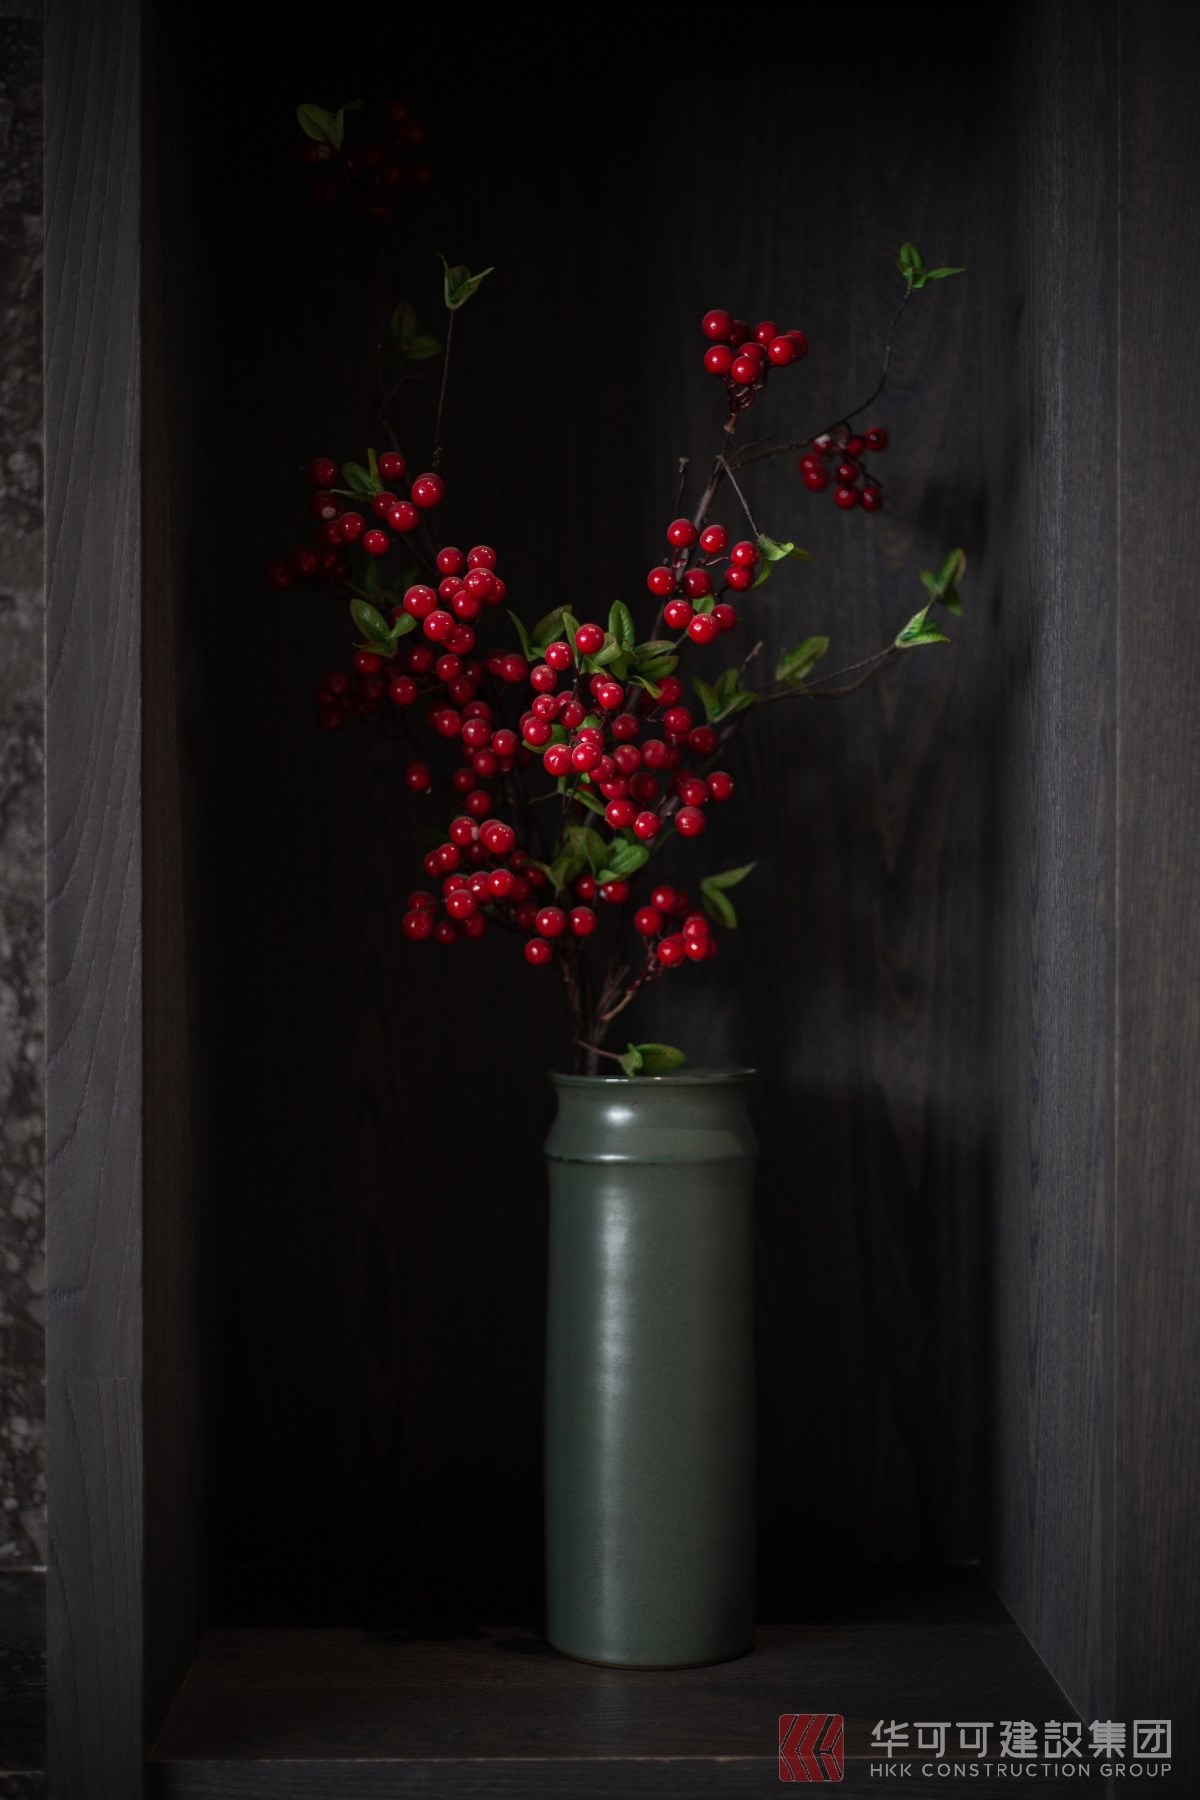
[779,1713,844,1782]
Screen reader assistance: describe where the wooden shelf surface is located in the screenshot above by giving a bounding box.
[149,1570,1073,1797]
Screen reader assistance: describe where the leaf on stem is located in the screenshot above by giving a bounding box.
[439,254,496,311]
[341,461,379,497]
[618,1042,687,1077]
[898,241,965,292]
[608,600,636,649]
[598,840,650,884]
[509,612,534,661]
[775,636,830,685]
[698,861,757,930]
[757,534,811,564]
[895,602,950,649]
[350,598,393,650]
[296,103,339,144]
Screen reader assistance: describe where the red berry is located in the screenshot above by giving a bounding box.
[678,776,709,807]
[687,725,718,755]
[599,879,629,904]
[845,437,866,458]
[633,811,661,841]
[865,427,889,452]
[536,906,567,938]
[682,568,713,600]
[411,472,445,509]
[712,603,738,632]
[338,511,365,542]
[610,713,639,742]
[728,319,750,347]
[704,344,734,376]
[835,485,860,510]
[362,528,389,556]
[730,540,759,567]
[634,906,663,936]
[656,935,686,968]
[657,676,684,705]
[647,566,676,597]
[404,761,432,792]
[707,770,735,801]
[402,908,434,940]
[307,457,338,488]
[464,789,492,817]
[424,609,455,640]
[575,873,597,901]
[662,706,693,737]
[664,598,694,630]
[723,563,751,591]
[702,308,734,340]
[786,330,809,359]
[389,675,418,706]
[861,485,884,512]
[675,806,706,837]
[378,451,407,482]
[688,613,720,646]
[309,490,341,523]
[802,468,830,493]
[605,798,636,828]
[467,544,497,569]
[667,518,697,549]
[595,681,624,711]
[481,819,516,855]
[437,546,465,575]
[404,585,437,619]
[389,501,420,533]
[752,319,778,346]
[525,938,553,966]
[835,462,861,485]
[767,335,796,366]
[569,906,597,937]
[530,663,556,693]
[354,650,382,675]
[445,889,477,921]
[545,640,573,670]
[371,491,397,520]
[699,524,728,554]
[730,354,759,385]
[543,744,572,777]
[574,622,605,655]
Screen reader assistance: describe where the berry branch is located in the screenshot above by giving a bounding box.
[270,100,966,1073]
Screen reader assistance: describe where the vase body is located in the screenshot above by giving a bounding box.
[544,1071,757,1668]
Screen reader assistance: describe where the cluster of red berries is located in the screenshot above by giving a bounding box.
[264,450,449,594]
[304,101,431,219]
[798,425,889,512]
[646,518,756,627]
[700,310,808,410]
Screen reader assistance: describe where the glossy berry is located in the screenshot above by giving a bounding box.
[309,491,341,522]
[404,584,437,618]
[536,906,567,938]
[752,320,777,346]
[699,524,728,555]
[633,811,661,841]
[543,743,572,777]
[437,546,466,575]
[667,518,697,549]
[682,568,712,599]
[389,501,420,533]
[701,308,734,340]
[802,468,830,493]
[569,906,597,937]
[786,330,809,359]
[605,798,636,828]
[404,762,432,792]
[525,938,553,966]
[599,879,630,904]
[688,613,720,645]
[307,457,338,488]
[362,528,389,556]
[704,344,734,376]
[730,354,760,385]
[664,598,694,630]
[835,484,859,510]
[389,676,418,706]
[675,806,706,838]
[730,540,759,567]
[574,623,605,655]
[378,451,407,481]
[767,335,796,366]
[712,603,738,632]
[634,906,663,936]
[662,706,693,737]
[402,908,434,940]
[656,936,687,968]
[687,725,718,755]
[543,640,573,671]
[338,511,365,542]
[707,770,735,801]
[865,427,889,452]
[647,566,676,597]
[861,485,884,512]
[845,437,866,458]
[411,472,445,509]
[424,609,455,640]
[724,563,753,591]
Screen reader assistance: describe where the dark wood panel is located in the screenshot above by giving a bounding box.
[0,1572,45,1781]
[1116,0,1200,1746]
[980,0,1118,1722]
[44,0,145,1794]
[150,1572,1072,1797]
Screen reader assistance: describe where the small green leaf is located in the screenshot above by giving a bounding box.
[617,1045,644,1076]
[509,611,534,662]
[940,588,964,618]
[533,605,569,647]
[547,851,584,893]
[700,885,738,929]
[367,447,380,486]
[899,241,925,278]
[635,640,676,660]
[389,612,415,640]
[703,861,757,892]
[717,690,757,721]
[404,334,441,361]
[598,840,650,883]
[924,266,966,281]
[694,677,720,723]
[608,600,636,649]
[899,624,951,648]
[439,253,495,311]
[557,779,607,818]
[566,825,607,875]
[714,667,742,704]
[631,1043,687,1075]
[939,548,967,590]
[633,675,663,699]
[637,653,678,680]
[350,598,392,647]
[590,633,624,668]
[296,103,338,143]
[775,636,829,685]
[341,461,378,496]
[757,534,811,564]
[391,302,417,345]
[751,558,773,591]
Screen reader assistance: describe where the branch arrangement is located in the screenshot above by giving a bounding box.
[269,101,967,1075]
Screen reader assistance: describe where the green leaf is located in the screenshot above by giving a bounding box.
[404,334,441,361]
[637,653,678,680]
[617,1045,644,1076]
[703,861,757,892]
[775,635,829,685]
[608,600,636,649]
[391,302,417,346]
[632,1042,687,1074]
[509,611,534,661]
[635,640,676,660]
[693,591,716,615]
[566,825,607,875]
[546,851,584,893]
[751,558,772,591]
[757,534,811,564]
[532,605,569,648]
[924,266,966,281]
[899,623,951,648]
[939,548,967,590]
[388,612,415,640]
[341,461,378,496]
[367,447,380,486]
[700,885,738,929]
[296,103,338,143]
[598,840,650,883]
[364,556,382,599]
[557,778,608,818]
[439,253,495,311]
[940,588,964,618]
[693,677,720,723]
[632,675,663,699]
[895,604,932,645]
[590,633,624,668]
[350,598,392,647]
[898,241,926,284]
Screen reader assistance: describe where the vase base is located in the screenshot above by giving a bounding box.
[546,1635,756,1672]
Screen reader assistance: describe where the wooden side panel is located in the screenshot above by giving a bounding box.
[44,0,145,1792]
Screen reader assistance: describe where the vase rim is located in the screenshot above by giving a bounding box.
[552,1067,756,1087]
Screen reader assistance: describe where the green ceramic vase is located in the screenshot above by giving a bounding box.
[544,1071,757,1669]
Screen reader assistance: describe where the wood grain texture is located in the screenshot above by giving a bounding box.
[44,0,145,1794]
[980,0,1119,1723]
[1115,0,1200,1745]
[149,1573,1071,1797]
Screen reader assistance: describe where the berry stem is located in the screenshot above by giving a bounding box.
[432,307,456,469]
